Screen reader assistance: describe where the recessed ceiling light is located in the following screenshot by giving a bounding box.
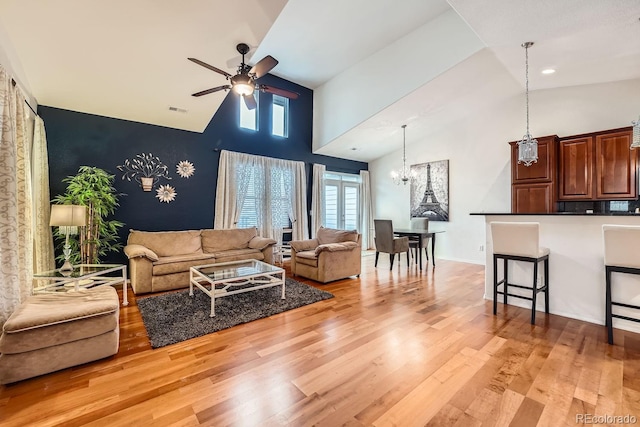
[351,147,357,151]
[541,69,556,75]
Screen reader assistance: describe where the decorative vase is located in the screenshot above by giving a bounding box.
[141,177,154,192]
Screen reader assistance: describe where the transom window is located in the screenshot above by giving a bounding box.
[272,94,289,137]
[239,91,259,131]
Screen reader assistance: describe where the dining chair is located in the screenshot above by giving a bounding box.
[374,219,410,270]
[408,217,430,263]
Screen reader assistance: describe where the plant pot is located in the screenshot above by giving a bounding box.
[141,177,154,192]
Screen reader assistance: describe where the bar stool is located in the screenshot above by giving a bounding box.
[603,225,640,345]
[490,222,550,325]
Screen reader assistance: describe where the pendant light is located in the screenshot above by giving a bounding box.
[517,41,538,167]
[390,125,416,185]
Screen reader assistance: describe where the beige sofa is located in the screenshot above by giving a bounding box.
[290,227,362,283]
[124,227,276,294]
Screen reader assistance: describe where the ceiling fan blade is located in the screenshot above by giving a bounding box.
[243,93,257,110]
[188,58,232,78]
[250,55,278,79]
[259,85,299,100]
[191,85,231,97]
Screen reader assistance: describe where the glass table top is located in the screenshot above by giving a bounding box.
[34,264,124,278]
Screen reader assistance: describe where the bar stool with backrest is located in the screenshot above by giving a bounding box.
[490,222,550,325]
[603,224,640,345]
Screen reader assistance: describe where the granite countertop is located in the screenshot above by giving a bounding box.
[470,212,640,216]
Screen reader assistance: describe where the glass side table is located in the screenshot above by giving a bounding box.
[33,264,128,306]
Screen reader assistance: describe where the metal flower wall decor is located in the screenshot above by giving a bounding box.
[176,160,195,178]
[117,153,172,191]
[156,184,177,203]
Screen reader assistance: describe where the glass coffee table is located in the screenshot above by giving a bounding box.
[33,264,128,306]
[190,260,285,317]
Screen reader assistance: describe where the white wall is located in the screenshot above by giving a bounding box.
[312,9,483,152]
[369,78,640,265]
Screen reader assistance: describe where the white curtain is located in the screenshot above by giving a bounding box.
[0,66,33,325]
[214,150,308,241]
[360,170,375,250]
[32,116,54,272]
[310,163,325,238]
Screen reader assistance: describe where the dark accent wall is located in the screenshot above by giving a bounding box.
[42,74,368,265]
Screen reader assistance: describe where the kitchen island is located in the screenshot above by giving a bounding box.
[471,212,640,334]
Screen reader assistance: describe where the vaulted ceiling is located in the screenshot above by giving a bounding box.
[1,0,639,162]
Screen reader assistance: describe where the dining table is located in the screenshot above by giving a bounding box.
[393,228,444,270]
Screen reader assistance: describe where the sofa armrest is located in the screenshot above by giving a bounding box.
[314,241,359,255]
[290,238,319,252]
[124,244,159,262]
[248,236,277,250]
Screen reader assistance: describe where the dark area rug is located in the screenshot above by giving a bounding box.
[136,278,334,348]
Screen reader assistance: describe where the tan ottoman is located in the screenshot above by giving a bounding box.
[0,286,120,384]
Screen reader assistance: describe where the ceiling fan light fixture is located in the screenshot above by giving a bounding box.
[230,74,254,96]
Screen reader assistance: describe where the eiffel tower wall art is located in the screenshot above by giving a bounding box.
[410,159,449,221]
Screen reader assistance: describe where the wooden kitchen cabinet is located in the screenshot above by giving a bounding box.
[595,129,637,199]
[558,136,594,200]
[512,182,555,213]
[509,135,558,213]
[510,135,558,183]
[557,128,637,201]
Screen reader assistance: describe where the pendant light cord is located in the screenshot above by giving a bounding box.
[402,124,407,175]
[525,44,530,135]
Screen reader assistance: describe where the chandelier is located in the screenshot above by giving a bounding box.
[390,124,416,185]
[517,41,538,167]
[631,115,640,148]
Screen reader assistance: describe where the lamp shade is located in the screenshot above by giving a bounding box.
[49,204,87,227]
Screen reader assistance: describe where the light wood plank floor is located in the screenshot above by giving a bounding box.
[2,255,640,426]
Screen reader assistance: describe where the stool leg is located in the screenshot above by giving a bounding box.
[407,250,410,267]
[544,258,550,314]
[493,255,498,315]
[503,258,508,306]
[390,254,395,270]
[606,266,613,345]
[375,252,379,267]
[531,260,538,325]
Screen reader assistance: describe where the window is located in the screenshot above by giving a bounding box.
[271,94,288,137]
[323,172,360,230]
[237,167,292,230]
[239,91,258,131]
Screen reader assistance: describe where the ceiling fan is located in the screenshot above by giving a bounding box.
[188,43,299,110]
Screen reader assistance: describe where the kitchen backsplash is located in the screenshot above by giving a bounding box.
[558,199,640,214]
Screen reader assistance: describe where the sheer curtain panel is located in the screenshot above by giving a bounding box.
[310,163,325,237]
[32,116,54,272]
[0,66,34,325]
[360,170,374,250]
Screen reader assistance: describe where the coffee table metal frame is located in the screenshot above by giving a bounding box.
[33,264,128,306]
[190,259,286,317]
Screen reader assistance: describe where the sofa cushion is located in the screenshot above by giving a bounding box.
[317,227,359,245]
[295,250,319,267]
[128,229,202,257]
[152,254,218,276]
[201,228,257,253]
[209,248,264,263]
[314,241,359,255]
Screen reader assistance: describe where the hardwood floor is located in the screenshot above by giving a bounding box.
[2,255,640,426]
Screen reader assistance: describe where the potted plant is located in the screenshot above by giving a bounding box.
[117,153,171,191]
[53,166,124,265]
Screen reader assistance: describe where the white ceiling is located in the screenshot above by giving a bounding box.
[0,0,639,161]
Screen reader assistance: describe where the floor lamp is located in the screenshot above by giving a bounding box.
[50,204,87,271]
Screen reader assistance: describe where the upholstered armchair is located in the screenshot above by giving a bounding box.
[290,227,362,283]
